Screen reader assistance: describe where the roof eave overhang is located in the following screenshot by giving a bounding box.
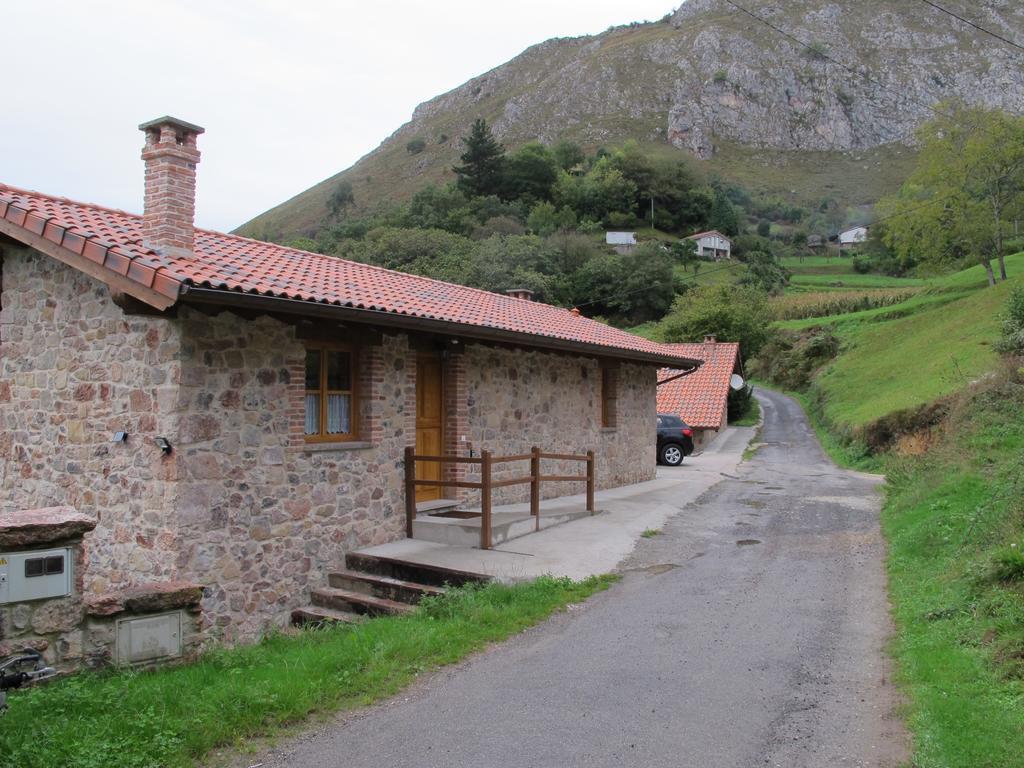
[0,209,180,310]
[179,285,702,369]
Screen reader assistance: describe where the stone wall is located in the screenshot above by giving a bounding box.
[462,344,656,505]
[0,246,183,593]
[169,309,413,641]
[0,506,203,671]
[0,251,415,641]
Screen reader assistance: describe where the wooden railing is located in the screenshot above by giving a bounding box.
[404,446,595,550]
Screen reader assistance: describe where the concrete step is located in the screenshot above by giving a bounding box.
[327,569,445,604]
[345,551,491,588]
[310,586,414,617]
[291,605,364,627]
[415,498,462,515]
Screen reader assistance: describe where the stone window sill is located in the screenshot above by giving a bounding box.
[600,427,618,434]
[301,440,374,453]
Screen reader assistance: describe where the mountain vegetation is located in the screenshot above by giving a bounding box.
[238,0,1023,242]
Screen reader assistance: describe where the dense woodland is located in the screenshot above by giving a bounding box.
[283,120,824,331]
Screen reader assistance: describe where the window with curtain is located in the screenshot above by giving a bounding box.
[304,345,357,440]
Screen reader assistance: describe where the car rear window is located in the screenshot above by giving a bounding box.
[658,414,683,427]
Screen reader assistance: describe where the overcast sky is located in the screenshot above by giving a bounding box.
[1,1,676,232]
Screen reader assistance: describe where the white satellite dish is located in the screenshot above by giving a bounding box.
[729,373,746,391]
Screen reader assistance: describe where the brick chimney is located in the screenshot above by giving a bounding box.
[139,116,204,254]
[703,334,717,345]
[505,288,535,301]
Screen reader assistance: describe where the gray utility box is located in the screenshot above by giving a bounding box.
[116,612,183,665]
[0,547,73,604]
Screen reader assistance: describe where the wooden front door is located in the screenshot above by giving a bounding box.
[415,354,445,503]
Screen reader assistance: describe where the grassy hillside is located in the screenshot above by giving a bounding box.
[882,368,1024,767]
[773,254,1024,432]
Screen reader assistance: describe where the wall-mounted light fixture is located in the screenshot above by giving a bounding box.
[154,437,172,454]
[112,431,128,443]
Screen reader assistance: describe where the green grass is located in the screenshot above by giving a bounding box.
[732,393,761,426]
[815,276,1021,428]
[0,576,615,768]
[766,254,1024,434]
[640,528,662,538]
[881,373,1024,766]
[788,272,927,290]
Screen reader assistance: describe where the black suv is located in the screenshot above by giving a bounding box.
[657,413,695,466]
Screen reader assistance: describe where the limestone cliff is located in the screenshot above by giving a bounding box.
[239,0,1024,238]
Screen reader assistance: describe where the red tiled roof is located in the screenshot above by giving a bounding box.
[657,342,741,430]
[0,183,699,367]
[686,230,731,242]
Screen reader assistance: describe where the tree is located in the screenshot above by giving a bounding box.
[879,105,1024,286]
[708,186,740,236]
[501,142,558,202]
[552,139,585,172]
[659,285,772,359]
[670,238,699,273]
[994,285,1024,356]
[453,118,506,198]
[326,180,354,221]
[737,250,789,295]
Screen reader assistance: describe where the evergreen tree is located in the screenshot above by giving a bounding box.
[453,119,506,198]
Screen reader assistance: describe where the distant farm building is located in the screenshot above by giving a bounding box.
[687,230,732,260]
[839,226,868,250]
[606,231,637,253]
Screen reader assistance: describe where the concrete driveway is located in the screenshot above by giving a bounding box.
[247,388,909,767]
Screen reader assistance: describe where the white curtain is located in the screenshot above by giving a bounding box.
[304,394,320,435]
[326,394,351,434]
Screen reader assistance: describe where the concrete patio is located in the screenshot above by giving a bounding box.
[359,425,757,581]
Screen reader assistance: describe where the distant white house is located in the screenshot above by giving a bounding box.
[606,231,637,254]
[687,230,732,260]
[839,226,868,250]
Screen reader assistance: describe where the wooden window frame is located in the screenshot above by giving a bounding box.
[303,341,360,443]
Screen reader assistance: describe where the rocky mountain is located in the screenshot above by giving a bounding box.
[239,0,1024,239]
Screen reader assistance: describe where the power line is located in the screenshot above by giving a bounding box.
[918,0,1024,54]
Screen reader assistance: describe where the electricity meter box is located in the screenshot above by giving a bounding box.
[0,547,73,604]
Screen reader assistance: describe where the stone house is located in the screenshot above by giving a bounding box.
[656,337,742,451]
[0,117,699,641]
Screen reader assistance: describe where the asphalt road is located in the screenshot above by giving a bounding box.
[255,388,909,768]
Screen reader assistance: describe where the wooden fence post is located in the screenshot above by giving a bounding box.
[530,446,541,531]
[586,450,595,514]
[480,449,493,550]
[404,446,416,538]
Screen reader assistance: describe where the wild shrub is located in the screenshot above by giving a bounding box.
[990,546,1024,582]
[994,285,1024,356]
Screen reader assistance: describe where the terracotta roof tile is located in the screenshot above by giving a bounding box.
[0,183,698,366]
[657,342,741,430]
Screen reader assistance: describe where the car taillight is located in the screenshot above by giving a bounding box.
[682,428,693,437]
